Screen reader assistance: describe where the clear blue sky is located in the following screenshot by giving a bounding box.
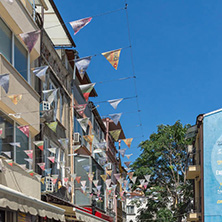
[54,0,222,163]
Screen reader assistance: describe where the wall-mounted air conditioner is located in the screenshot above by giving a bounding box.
[73,133,81,145]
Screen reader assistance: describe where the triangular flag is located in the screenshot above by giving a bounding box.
[71,174,77,180]
[122,138,133,148]
[32,66,48,82]
[93,180,99,187]
[83,135,94,144]
[81,180,87,187]
[97,185,102,192]
[105,179,112,187]
[18,125,29,137]
[8,94,22,105]
[58,138,69,149]
[40,178,45,185]
[24,158,33,164]
[125,154,133,159]
[81,186,86,193]
[33,141,44,151]
[0,74,9,94]
[145,175,151,183]
[109,113,122,125]
[74,104,87,116]
[19,164,26,170]
[37,162,45,171]
[63,177,69,183]
[120,191,125,197]
[48,148,57,154]
[118,177,124,184]
[139,179,145,186]
[75,176,81,183]
[106,170,112,177]
[82,165,90,172]
[143,182,149,189]
[69,17,92,35]
[42,89,58,104]
[123,180,128,187]
[74,56,92,79]
[131,176,137,184]
[46,122,58,133]
[100,174,107,182]
[108,98,123,110]
[95,142,107,150]
[127,172,134,180]
[5,159,13,166]
[19,30,40,53]
[48,156,55,163]
[119,149,127,157]
[109,129,121,142]
[45,168,52,175]
[88,173,94,182]
[2,151,11,158]
[10,142,20,147]
[52,178,57,185]
[125,167,132,172]
[124,161,131,168]
[77,118,89,132]
[24,150,33,159]
[114,173,121,181]
[79,83,95,102]
[26,169,34,176]
[9,113,21,119]
[102,49,121,70]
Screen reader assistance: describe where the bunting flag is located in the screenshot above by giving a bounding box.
[75,176,81,183]
[2,151,11,158]
[93,180,99,187]
[19,164,26,170]
[19,30,40,53]
[102,48,121,70]
[48,148,57,154]
[63,178,69,183]
[95,142,107,150]
[131,176,137,184]
[0,74,9,94]
[109,129,121,142]
[143,182,148,189]
[93,148,103,154]
[9,142,21,147]
[123,180,128,187]
[118,177,124,184]
[37,162,45,171]
[9,113,21,119]
[119,149,127,157]
[120,191,125,197]
[18,125,29,137]
[124,161,131,168]
[112,184,117,191]
[52,178,57,185]
[32,66,48,82]
[106,170,112,177]
[105,179,112,188]
[79,83,95,102]
[97,185,102,192]
[108,98,123,110]
[81,180,87,187]
[81,186,86,193]
[46,122,58,133]
[45,168,52,175]
[82,165,90,172]
[24,150,33,159]
[24,158,33,164]
[145,175,151,183]
[58,138,69,149]
[43,89,58,104]
[109,113,122,125]
[48,156,55,163]
[71,174,77,180]
[77,118,89,132]
[5,159,13,166]
[8,94,22,105]
[139,179,145,186]
[74,104,87,116]
[40,178,45,185]
[100,174,107,182]
[125,167,131,172]
[26,170,34,176]
[114,173,121,181]
[74,56,92,79]
[69,17,92,35]
[83,135,94,144]
[122,138,133,148]
[107,187,112,194]
[125,154,133,159]
[33,141,44,151]
[127,172,134,180]
[88,173,94,182]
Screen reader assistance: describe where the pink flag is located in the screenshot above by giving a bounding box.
[18,125,29,137]
[64,177,69,183]
[37,162,45,171]
[74,104,87,116]
[24,150,33,159]
[48,156,55,163]
[69,17,92,35]
[114,173,121,181]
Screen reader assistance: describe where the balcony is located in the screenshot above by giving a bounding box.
[0,54,40,135]
[186,165,201,179]
[187,212,201,221]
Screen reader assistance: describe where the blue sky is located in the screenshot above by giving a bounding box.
[54,0,222,163]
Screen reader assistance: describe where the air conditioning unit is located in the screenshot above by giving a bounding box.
[107,163,112,170]
[45,176,54,193]
[73,133,81,145]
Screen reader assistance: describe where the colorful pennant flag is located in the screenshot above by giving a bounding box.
[26,169,34,176]
[81,180,87,187]
[131,176,137,184]
[45,168,52,175]
[125,154,133,159]
[97,185,102,192]
[24,150,33,159]
[93,180,99,187]
[143,182,148,189]
[8,94,22,105]
[32,66,48,82]
[81,186,86,193]
[69,17,92,35]
[5,159,13,166]
[118,177,124,184]
[24,158,33,164]
[102,48,121,70]
[43,89,58,104]
[139,179,145,186]
[37,162,45,171]
[145,175,151,183]
[100,174,107,182]
[71,174,77,179]
[48,148,57,154]
[124,161,131,168]
[108,98,123,110]
[106,170,112,177]
[83,135,94,144]
[9,113,21,119]
[77,117,89,132]
[75,176,81,183]
[0,74,9,94]
[119,149,127,157]
[64,177,69,183]
[74,104,87,116]
[88,173,94,182]
[9,142,20,147]
[2,151,11,158]
[109,113,122,125]
[19,164,26,170]
[79,83,95,102]
[127,172,134,180]
[33,141,44,151]
[114,173,121,181]
[19,30,40,53]
[48,156,55,163]
[18,125,29,137]
[40,177,45,184]
[58,138,69,149]
[95,142,107,150]
[74,56,92,79]
[122,138,133,148]
[46,122,58,133]
[82,165,90,172]
[109,129,121,142]
[105,179,111,187]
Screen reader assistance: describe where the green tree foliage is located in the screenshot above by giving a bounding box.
[131,121,193,222]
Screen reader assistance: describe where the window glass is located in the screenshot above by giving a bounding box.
[0,18,12,62]
[14,37,28,80]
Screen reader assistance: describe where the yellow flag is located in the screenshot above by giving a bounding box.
[110,129,121,142]
[106,170,112,177]
[102,49,121,70]
[83,135,94,144]
[41,177,45,185]
[8,94,22,105]
[46,122,58,133]
[122,138,133,148]
[100,174,107,182]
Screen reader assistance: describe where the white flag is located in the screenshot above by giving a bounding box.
[108,98,123,110]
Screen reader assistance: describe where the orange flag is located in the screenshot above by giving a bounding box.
[102,49,121,70]
[83,135,94,144]
[8,94,22,105]
[122,138,133,148]
[76,176,81,184]
[100,174,107,182]
[106,170,112,177]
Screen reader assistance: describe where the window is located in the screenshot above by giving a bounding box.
[127,205,135,214]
